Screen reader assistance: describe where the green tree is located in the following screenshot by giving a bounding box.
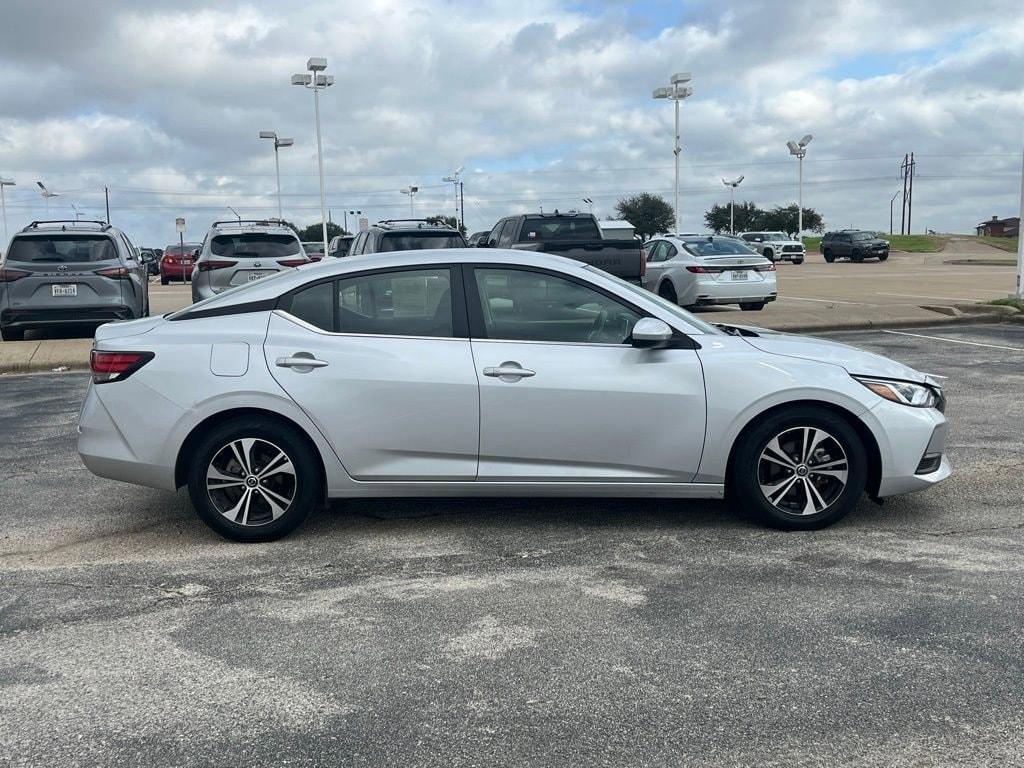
[704,201,763,234]
[759,204,823,234]
[614,193,675,240]
[288,221,348,241]
[425,214,467,235]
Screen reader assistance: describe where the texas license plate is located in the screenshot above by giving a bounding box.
[247,272,266,282]
[52,284,78,297]
[731,270,748,280]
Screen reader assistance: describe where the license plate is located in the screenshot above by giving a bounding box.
[247,272,267,282]
[731,270,748,280]
[52,284,78,297]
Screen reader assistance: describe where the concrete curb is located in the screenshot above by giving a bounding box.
[2,310,1020,375]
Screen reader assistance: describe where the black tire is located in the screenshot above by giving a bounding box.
[822,249,834,263]
[1,326,26,342]
[851,250,864,263]
[187,417,322,542]
[160,275,168,285]
[763,248,775,262]
[658,281,678,305]
[792,258,804,265]
[729,406,867,530]
[878,253,889,262]
[739,302,765,311]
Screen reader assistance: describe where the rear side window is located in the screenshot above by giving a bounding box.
[210,234,300,259]
[339,268,453,337]
[378,233,465,252]
[288,281,334,331]
[519,217,600,241]
[6,235,118,263]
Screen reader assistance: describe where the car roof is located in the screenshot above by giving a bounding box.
[207,221,297,236]
[15,220,120,237]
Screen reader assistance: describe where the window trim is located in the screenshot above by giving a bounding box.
[278,262,469,339]
[461,263,698,349]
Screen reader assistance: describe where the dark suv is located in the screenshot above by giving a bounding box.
[820,230,890,263]
[0,220,149,340]
[348,220,467,256]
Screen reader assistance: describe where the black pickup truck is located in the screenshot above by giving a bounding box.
[481,212,645,284]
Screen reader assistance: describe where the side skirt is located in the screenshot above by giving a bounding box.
[327,481,725,500]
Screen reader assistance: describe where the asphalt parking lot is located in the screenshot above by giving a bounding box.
[1,324,1022,767]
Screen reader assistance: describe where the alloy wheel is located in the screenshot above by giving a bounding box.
[206,438,297,527]
[757,426,849,516]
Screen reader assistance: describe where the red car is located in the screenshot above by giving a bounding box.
[160,243,201,284]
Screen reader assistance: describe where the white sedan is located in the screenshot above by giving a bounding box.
[78,248,949,542]
[644,234,777,311]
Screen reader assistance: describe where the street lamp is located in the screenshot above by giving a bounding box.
[291,57,334,255]
[400,185,419,217]
[259,131,294,221]
[721,176,744,234]
[787,134,813,238]
[227,206,242,223]
[442,166,464,230]
[652,72,693,234]
[0,177,15,247]
[582,197,594,215]
[36,181,59,216]
[70,202,83,221]
[889,190,900,235]
[1015,143,1024,300]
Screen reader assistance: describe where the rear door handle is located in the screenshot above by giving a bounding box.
[276,354,328,370]
[483,363,535,380]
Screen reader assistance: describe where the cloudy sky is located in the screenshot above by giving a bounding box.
[0,0,1021,246]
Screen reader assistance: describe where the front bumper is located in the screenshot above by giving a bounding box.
[869,398,951,497]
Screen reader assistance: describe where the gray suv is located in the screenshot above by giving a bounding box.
[191,220,309,302]
[0,220,149,341]
[348,220,466,256]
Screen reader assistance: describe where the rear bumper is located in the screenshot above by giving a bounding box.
[159,263,193,279]
[1,305,133,329]
[694,294,777,306]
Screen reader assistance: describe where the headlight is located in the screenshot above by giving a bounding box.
[853,376,939,407]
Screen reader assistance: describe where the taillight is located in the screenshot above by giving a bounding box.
[90,350,154,384]
[686,265,710,273]
[95,266,131,279]
[754,263,776,272]
[277,258,309,268]
[197,260,237,272]
[0,268,30,282]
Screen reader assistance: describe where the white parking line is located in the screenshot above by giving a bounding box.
[779,296,875,306]
[881,329,1024,352]
[877,292,982,302]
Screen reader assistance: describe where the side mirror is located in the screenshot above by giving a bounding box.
[631,317,673,348]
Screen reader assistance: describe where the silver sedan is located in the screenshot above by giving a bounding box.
[78,249,950,541]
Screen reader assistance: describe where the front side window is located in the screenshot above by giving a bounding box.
[338,268,453,337]
[474,268,640,345]
[211,234,300,259]
[497,220,518,247]
[7,234,118,263]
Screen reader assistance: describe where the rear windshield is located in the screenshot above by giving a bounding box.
[379,233,466,252]
[165,244,199,256]
[520,217,600,241]
[681,238,757,256]
[7,234,118,263]
[210,234,300,258]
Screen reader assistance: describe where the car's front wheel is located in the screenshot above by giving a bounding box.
[878,253,889,262]
[0,326,25,342]
[187,417,322,542]
[729,406,867,530]
[822,248,834,263]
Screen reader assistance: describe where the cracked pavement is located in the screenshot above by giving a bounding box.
[1,324,1022,767]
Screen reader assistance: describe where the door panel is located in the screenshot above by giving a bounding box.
[472,340,706,481]
[265,312,479,480]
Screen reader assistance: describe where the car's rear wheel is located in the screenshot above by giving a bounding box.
[851,250,864,263]
[739,302,765,311]
[1,326,25,342]
[187,417,321,542]
[160,275,168,285]
[729,406,867,530]
[822,248,834,263]
[658,281,678,305]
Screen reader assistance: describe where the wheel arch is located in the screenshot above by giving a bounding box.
[724,399,882,498]
[174,407,327,495]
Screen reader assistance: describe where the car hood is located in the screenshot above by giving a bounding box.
[721,325,930,383]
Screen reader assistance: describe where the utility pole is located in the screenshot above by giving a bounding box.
[900,154,909,235]
[907,152,915,235]
[459,181,465,232]
[1015,143,1023,299]
[105,186,110,223]
[0,178,15,248]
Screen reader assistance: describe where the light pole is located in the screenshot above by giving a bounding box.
[443,167,464,230]
[292,57,334,255]
[70,202,83,221]
[652,72,693,234]
[36,181,59,216]
[787,134,813,238]
[259,131,294,221]
[400,185,419,217]
[721,176,744,234]
[1015,143,1024,299]
[0,178,15,248]
[889,190,900,235]
[227,206,242,223]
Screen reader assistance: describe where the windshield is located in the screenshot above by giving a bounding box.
[851,231,874,241]
[583,266,723,336]
[681,238,757,256]
[210,234,300,259]
[520,217,600,241]
[6,234,118,263]
[379,233,466,251]
[764,232,789,240]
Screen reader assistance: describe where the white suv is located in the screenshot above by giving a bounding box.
[738,231,805,264]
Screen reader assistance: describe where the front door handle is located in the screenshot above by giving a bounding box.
[276,353,328,371]
[483,362,535,381]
